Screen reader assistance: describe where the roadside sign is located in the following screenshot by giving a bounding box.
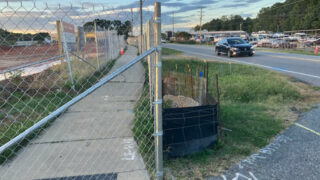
[56,20,76,55]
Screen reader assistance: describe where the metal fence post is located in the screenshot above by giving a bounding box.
[94,21,100,69]
[104,27,108,63]
[147,20,153,114]
[60,21,75,91]
[154,2,163,180]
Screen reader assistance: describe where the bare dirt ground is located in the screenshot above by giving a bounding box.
[0,45,59,71]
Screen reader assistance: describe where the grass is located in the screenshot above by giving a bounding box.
[162,47,183,56]
[256,47,320,56]
[160,58,320,179]
[0,53,118,164]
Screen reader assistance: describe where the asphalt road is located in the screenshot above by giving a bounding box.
[165,43,320,86]
[164,43,320,180]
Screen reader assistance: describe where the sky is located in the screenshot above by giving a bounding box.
[0,0,285,34]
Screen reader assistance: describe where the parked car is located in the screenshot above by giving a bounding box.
[215,37,255,57]
[161,39,166,43]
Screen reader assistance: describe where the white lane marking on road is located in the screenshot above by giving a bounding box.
[168,43,214,50]
[177,50,320,80]
[295,123,320,136]
[268,55,320,63]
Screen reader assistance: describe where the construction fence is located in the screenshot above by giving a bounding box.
[0,1,163,180]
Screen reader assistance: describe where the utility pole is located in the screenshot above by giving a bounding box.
[140,0,143,54]
[240,23,242,31]
[199,7,203,42]
[131,8,134,36]
[172,11,174,36]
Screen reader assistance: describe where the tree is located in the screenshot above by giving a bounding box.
[161,33,167,40]
[194,0,320,33]
[83,19,132,38]
[174,31,191,40]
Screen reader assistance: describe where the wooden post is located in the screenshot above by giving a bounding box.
[56,20,64,65]
[215,74,222,141]
[184,64,187,89]
[197,63,200,97]
[175,64,178,95]
[168,61,170,77]
[206,61,209,94]
[190,66,194,99]
[175,64,178,76]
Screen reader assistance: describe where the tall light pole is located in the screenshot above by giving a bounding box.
[131,8,134,36]
[172,11,174,37]
[140,0,143,53]
[199,7,203,42]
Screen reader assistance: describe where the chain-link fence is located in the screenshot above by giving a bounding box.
[0,1,163,180]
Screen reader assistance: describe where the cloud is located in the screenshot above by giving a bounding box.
[0,0,282,33]
[221,3,248,8]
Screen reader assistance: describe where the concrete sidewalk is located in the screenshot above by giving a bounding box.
[0,46,149,180]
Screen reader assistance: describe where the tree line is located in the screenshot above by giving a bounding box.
[194,0,320,33]
[0,28,50,46]
[83,19,132,38]
[0,19,132,46]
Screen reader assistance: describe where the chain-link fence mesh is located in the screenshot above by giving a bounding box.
[0,1,161,179]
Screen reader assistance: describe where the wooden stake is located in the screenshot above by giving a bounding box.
[168,61,170,77]
[206,61,209,94]
[215,74,222,141]
[184,64,187,89]
[197,63,200,97]
[190,66,194,98]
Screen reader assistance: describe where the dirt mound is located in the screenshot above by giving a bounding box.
[164,95,199,108]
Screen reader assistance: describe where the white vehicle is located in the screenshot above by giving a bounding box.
[294,33,307,42]
[161,39,166,43]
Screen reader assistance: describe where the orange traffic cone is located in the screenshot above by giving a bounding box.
[315,46,319,55]
[121,48,124,55]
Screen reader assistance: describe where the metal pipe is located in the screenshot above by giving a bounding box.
[94,21,100,69]
[0,47,156,154]
[69,51,96,69]
[154,2,163,180]
[61,21,75,91]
